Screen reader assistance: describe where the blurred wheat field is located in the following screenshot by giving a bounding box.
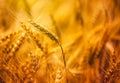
[0,0,120,83]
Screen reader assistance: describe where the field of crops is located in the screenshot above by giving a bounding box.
[0,0,120,83]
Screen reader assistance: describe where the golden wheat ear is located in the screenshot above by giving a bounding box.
[23,21,67,67]
[0,30,26,64]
